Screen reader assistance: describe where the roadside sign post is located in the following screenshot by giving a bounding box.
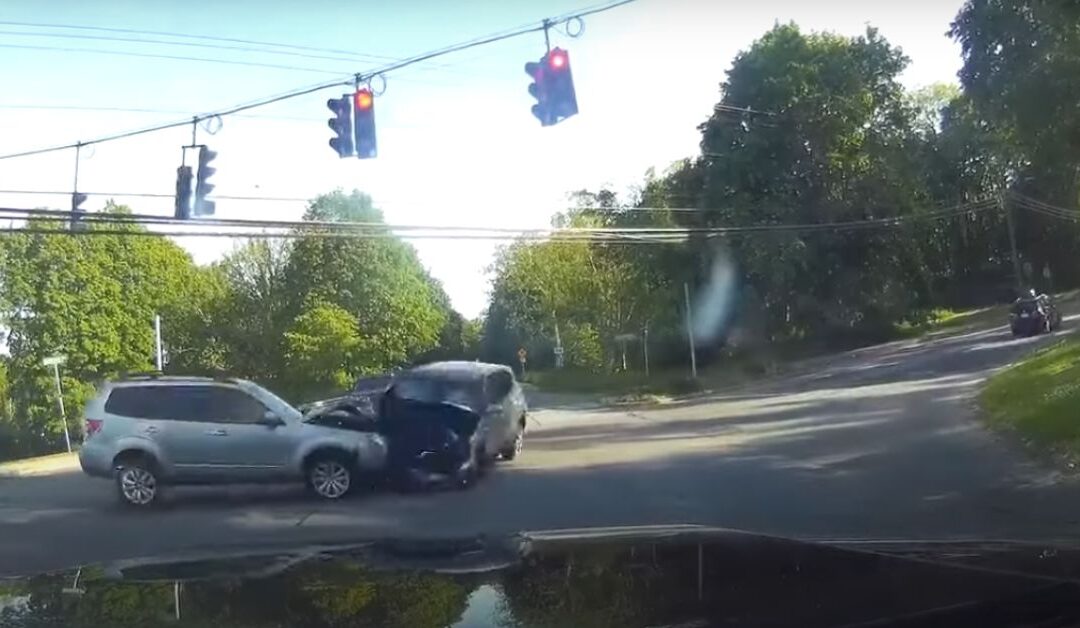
[43,355,71,453]
[518,347,528,375]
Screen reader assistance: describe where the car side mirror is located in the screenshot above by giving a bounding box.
[259,411,285,427]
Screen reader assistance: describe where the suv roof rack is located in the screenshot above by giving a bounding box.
[115,371,239,383]
[119,370,165,380]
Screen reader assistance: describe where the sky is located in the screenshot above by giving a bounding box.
[0,0,966,318]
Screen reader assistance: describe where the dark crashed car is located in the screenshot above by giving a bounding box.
[1009,294,1061,337]
[379,361,528,489]
[305,362,527,491]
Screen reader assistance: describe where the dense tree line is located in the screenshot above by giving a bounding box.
[2,1,1077,458]
[484,3,1080,372]
[0,192,478,460]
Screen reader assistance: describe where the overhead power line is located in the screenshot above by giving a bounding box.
[0,43,351,75]
[0,189,312,202]
[0,29,395,65]
[0,197,997,243]
[1009,192,1080,217]
[0,0,638,163]
[0,20,446,65]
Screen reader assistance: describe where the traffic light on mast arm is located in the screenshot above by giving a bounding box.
[194,146,217,216]
[70,191,88,231]
[327,95,354,158]
[525,47,578,127]
[353,88,377,159]
[174,166,193,220]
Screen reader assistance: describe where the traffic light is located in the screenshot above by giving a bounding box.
[70,192,87,231]
[327,95,354,158]
[525,47,579,127]
[174,165,193,220]
[353,88,377,159]
[194,146,216,216]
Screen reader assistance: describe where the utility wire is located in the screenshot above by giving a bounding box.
[0,29,398,65]
[0,197,997,239]
[0,189,313,202]
[0,20,408,60]
[1009,192,1080,217]
[0,43,350,75]
[0,0,638,163]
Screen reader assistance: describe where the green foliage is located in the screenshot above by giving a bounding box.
[0,193,468,460]
[0,207,208,457]
[563,322,604,371]
[950,0,1080,288]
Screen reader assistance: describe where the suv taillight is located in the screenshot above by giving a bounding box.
[85,419,103,439]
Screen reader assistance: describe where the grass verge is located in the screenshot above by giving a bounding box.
[0,451,79,477]
[980,337,1080,462]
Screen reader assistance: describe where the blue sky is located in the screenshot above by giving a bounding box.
[0,0,965,317]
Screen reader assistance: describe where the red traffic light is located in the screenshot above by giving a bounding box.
[355,89,373,110]
[548,49,567,70]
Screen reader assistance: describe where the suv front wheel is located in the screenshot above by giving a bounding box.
[116,456,160,507]
[306,453,353,500]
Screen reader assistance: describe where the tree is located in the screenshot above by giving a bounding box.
[695,23,933,339]
[0,206,209,458]
[282,191,448,383]
[950,0,1080,288]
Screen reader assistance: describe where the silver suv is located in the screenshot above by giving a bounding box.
[78,375,387,507]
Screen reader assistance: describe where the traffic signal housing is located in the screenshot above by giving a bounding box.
[353,88,377,159]
[525,47,579,127]
[327,95,354,158]
[70,192,87,230]
[194,146,217,216]
[174,166,193,220]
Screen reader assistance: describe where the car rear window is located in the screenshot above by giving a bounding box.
[393,377,484,410]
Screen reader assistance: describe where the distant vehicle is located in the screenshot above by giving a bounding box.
[78,375,388,507]
[1009,292,1061,337]
[379,361,528,488]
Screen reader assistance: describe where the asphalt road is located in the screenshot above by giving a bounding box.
[4,315,1080,576]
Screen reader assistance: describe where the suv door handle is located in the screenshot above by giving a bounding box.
[204,429,228,436]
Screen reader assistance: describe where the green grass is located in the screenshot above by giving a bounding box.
[980,337,1080,459]
[893,306,1005,338]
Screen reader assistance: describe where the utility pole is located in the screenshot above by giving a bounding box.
[154,314,163,371]
[684,283,698,379]
[642,324,650,377]
[43,355,70,453]
[1003,195,1023,293]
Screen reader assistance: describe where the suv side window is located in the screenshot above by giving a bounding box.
[104,386,160,419]
[193,387,268,424]
[486,371,513,404]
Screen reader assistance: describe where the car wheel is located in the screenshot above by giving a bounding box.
[116,459,159,507]
[306,454,353,500]
[501,428,524,461]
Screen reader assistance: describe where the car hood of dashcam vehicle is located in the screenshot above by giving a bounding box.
[7,526,1080,627]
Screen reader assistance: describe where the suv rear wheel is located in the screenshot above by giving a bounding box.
[306,453,353,500]
[115,455,159,507]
